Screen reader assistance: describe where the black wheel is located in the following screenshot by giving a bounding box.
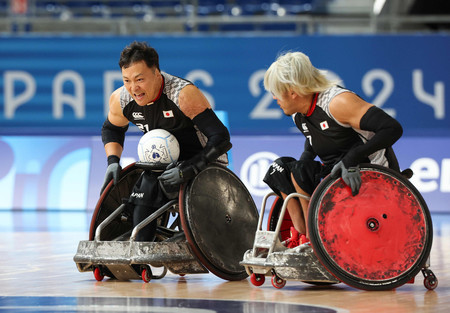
[89,163,172,242]
[179,165,259,281]
[308,164,433,291]
[89,163,143,241]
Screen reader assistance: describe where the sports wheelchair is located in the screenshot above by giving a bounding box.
[240,164,438,291]
[74,162,259,283]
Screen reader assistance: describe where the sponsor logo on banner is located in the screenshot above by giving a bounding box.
[240,151,279,196]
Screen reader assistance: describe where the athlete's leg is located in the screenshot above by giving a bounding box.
[133,205,157,242]
[280,191,306,235]
[129,171,169,242]
[291,173,311,239]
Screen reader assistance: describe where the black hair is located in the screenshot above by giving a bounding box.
[118,41,160,70]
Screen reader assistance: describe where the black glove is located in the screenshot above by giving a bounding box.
[100,155,121,195]
[330,161,361,196]
[158,162,197,186]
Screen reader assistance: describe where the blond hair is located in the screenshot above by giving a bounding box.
[264,52,336,99]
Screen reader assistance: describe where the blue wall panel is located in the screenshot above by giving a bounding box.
[0,135,448,213]
[0,34,449,213]
[0,35,449,136]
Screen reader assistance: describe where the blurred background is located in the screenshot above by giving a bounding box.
[0,0,449,231]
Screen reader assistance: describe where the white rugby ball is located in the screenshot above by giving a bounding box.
[137,129,180,164]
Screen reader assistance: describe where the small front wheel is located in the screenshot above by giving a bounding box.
[271,275,286,289]
[93,267,104,282]
[250,273,265,286]
[142,266,152,283]
[424,276,438,290]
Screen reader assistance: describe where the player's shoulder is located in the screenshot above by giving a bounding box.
[112,86,134,109]
[162,72,192,92]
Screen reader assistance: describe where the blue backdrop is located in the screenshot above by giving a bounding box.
[0,134,449,213]
[0,35,449,136]
[0,34,449,214]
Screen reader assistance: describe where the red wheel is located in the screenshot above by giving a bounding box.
[93,267,104,282]
[424,276,438,290]
[267,197,293,241]
[308,164,433,291]
[142,267,152,283]
[250,273,265,286]
[271,275,286,289]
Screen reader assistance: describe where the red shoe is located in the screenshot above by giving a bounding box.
[299,234,310,245]
[283,227,302,248]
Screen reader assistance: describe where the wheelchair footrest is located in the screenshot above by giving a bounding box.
[74,239,208,277]
[253,230,279,249]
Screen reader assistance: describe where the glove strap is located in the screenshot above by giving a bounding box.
[107,155,120,165]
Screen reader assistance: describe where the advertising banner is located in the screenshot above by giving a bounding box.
[0,35,449,136]
[1,135,448,214]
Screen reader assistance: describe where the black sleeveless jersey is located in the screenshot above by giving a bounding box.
[120,72,227,163]
[293,86,387,167]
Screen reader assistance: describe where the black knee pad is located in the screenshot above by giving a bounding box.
[263,157,297,197]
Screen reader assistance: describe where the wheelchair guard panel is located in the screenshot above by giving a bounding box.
[89,163,143,241]
[267,196,293,242]
[179,165,259,281]
[308,164,433,291]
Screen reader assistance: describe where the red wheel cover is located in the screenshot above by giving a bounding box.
[309,165,432,290]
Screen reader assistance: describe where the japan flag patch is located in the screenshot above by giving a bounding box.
[320,121,329,130]
[163,110,174,118]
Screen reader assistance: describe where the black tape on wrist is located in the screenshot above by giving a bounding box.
[107,155,120,165]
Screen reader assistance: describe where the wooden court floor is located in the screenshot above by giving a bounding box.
[0,211,449,313]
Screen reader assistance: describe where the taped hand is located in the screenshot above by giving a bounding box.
[100,162,121,195]
[330,161,361,196]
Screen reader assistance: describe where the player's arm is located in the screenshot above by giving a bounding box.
[180,84,231,158]
[329,92,403,168]
[329,92,402,196]
[100,87,130,194]
[299,139,317,161]
[158,85,231,186]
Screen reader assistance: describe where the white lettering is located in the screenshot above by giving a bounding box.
[412,69,445,119]
[53,70,85,119]
[249,69,282,119]
[185,70,215,109]
[104,70,122,116]
[131,192,144,199]
[441,159,450,192]
[269,162,285,175]
[4,71,36,118]
[362,69,395,117]
[409,158,440,192]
